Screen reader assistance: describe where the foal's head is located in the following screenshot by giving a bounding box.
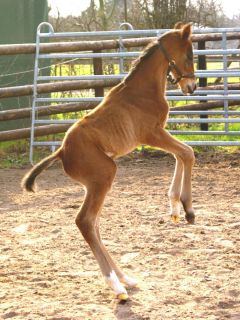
[159,22,197,95]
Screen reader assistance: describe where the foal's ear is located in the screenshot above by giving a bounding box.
[174,21,184,29]
[181,23,192,40]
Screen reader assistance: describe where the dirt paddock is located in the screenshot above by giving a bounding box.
[0,151,240,320]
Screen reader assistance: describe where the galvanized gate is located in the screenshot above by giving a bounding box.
[30,22,240,163]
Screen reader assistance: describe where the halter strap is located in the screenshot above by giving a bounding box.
[157,40,195,85]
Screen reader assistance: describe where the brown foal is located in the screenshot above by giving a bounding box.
[22,23,197,300]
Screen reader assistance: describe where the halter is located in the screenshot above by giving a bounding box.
[158,40,195,85]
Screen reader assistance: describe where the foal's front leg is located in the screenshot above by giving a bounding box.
[145,127,195,223]
[169,155,183,223]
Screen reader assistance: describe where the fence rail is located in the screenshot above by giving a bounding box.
[1,32,240,56]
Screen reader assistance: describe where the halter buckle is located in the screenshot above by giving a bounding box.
[169,60,176,68]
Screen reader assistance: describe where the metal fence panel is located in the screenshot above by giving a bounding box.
[30,22,240,163]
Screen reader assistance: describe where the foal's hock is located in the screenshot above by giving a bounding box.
[22,23,197,301]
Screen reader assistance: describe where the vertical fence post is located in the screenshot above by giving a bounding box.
[93,50,104,97]
[222,32,229,134]
[197,40,208,131]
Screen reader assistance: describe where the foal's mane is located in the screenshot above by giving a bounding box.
[123,40,160,84]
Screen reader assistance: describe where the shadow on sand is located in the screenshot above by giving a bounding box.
[114,287,151,320]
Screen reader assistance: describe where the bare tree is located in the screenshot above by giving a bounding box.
[139,0,187,29]
[49,0,230,32]
[99,0,117,30]
[186,0,224,27]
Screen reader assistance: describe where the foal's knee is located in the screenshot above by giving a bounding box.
[181,146,195,165]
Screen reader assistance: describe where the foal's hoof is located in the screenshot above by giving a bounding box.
[171,214,180,224]
[185,212,195,224]
[117,293,129,301]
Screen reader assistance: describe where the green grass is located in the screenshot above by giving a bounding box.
[0,135,63,168]
[0,140,30,168]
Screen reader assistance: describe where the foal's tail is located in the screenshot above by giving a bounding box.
[21,149,62,192]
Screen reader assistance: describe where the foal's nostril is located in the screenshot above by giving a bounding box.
[187,84,194,94]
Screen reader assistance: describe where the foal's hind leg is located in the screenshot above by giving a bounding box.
[95,219,138,287]
[64,147,130,300]
[75,184,127,299]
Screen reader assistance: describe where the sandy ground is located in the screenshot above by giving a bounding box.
[0,151,240,320]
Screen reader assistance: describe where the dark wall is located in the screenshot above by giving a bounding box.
[0,0,48,131]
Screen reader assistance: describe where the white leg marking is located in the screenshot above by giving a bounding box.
[170,199,181,216]
[105,271,127,295]
[120,274,138,287]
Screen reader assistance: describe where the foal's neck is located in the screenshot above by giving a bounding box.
[125,50,169,100]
